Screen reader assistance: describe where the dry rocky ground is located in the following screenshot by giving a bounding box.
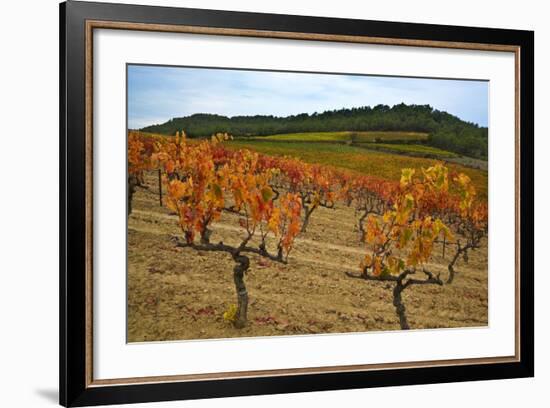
[127,172,488,342]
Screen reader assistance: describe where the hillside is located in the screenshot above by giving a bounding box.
[140,103,488,159]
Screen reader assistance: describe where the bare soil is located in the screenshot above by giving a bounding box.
[127,172,488,342]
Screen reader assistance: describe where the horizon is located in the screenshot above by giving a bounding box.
[128,65,489,130]
[136,103,485,130]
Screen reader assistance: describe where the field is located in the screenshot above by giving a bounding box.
[356,143,459,158]
[127,170,488,342]
[127,129,489,342]
[226,139,488,199]
[246,131,429,143]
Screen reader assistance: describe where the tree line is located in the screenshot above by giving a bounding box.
[139,103,488,160]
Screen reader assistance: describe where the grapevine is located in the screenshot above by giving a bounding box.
[152,131,303,328]
[346,164,466,329]
[129,130,487,330]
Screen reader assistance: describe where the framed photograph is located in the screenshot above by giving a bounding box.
[60,1,534,406]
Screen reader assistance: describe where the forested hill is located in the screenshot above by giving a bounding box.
[140,103,488,160]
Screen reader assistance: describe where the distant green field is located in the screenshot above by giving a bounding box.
[246,131,429,143]
[249,131,350,142]
[357,143,459,158]
[243,130,454,159]
[352,131,429,142]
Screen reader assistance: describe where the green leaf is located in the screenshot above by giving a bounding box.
[261,187,273,202]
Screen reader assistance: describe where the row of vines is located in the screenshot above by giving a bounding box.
[128,130,488,330]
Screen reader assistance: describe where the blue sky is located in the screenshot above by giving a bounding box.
[127,65,488,129]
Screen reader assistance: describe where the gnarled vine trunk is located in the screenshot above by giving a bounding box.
[200,226,213,244]
[358,210,370,241]
[346,269,443,330]
[447,249,461,284]
[392,281,409,330]
[175,231,282,329]
[231,252,250,328]
[301,206,315,233]
[446,241,472,284]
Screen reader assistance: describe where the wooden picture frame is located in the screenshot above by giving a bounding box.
[60,1,534,406]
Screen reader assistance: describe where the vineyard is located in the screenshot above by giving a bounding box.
[127,130,488,342]
[228,140,488,198]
